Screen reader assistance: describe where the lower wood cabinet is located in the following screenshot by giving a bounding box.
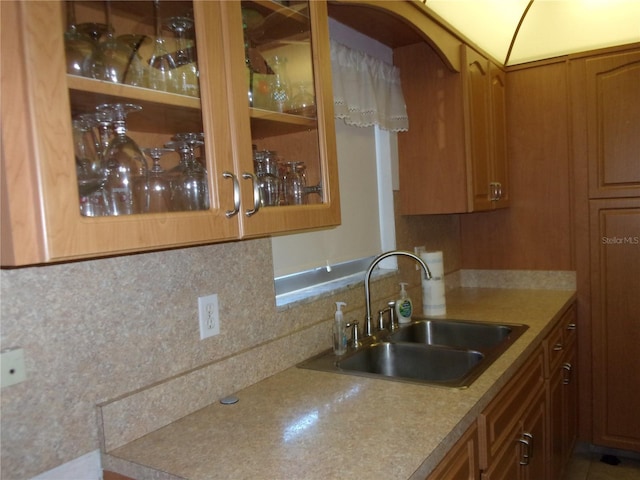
[478,346,546,479]
[427,422,480,480]
[548,305,578,478]
[429,303,577,480]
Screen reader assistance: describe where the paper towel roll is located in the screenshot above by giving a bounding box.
[420,251,444,279]
[422,278,446,316]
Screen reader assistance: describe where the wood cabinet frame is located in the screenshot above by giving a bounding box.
[1,0,340,266]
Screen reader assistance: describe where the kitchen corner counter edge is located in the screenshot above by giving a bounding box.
[102,287,577,480]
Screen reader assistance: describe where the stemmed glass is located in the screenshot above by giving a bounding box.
[86,1,135,84]
[164,16,199,97]
[73,116,109,216]
[165,137,209,211]
[64,1,96,77]
[148,0,177,93]
[117,34,148,87]
[75,22,109,43]
[97,103,149,215]
[142,147,174,213]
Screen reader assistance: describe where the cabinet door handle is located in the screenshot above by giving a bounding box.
[242,172,261,217]
[497,182,503,200]
[489,182,499,201]
[562,362,573,385]
[518,433,532,466]
[223,172,240,218]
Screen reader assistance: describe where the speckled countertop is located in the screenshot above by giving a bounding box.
[103,287,576,480]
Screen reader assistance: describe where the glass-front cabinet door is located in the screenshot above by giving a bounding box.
[1,0,338,266]
[221,0,340,238]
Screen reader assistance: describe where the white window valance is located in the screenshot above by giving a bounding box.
[330,40,409,132]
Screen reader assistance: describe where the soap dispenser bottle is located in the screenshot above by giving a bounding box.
[396,283,413,324]
[333,302,348,355]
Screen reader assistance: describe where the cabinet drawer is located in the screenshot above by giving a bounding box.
[545,305,577,376]
[478,346,545,469]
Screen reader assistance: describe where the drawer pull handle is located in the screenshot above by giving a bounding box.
[518,432,534,466]
[553,343,564,351]
[567,323,577,331]
[562,362,573,385]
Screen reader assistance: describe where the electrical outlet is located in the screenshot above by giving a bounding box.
[414,246,426,270]
[198,294,220,340]
[1,348,27,389]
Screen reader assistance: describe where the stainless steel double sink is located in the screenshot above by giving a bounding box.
[298,318,528,388]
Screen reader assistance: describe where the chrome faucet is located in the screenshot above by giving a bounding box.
[363,250,432,337]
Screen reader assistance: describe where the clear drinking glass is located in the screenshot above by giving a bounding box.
[147,0,177,92]
[164,16,199,97]
[289,82,316,118]
[75,22,109,43]
[86,2,134,83]
[254,150,280,206]
[73,116,109,216]
[165,139,209,211]
[283,161,307,205]
[142,147,174,213]
[64,1,96,77]
[97,103,149,215]
[117,34,149,88]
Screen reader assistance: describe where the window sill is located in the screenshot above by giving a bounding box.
[275,267,396,309]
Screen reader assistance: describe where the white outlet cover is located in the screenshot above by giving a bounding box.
[1,348,27,388]
[198,294,220,340]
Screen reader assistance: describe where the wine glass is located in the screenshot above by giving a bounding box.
[72,116,109,216]
[75,22,109,43]
[97,103,148,215]
[142,147,174,213]
[63,1,96,77]
[117,34,149,87]
[147,0,177,92]
[164,16,199,97]
[86,1,135,83]
[165,139,209,211]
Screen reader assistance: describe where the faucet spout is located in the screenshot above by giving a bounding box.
[363,250,432,337]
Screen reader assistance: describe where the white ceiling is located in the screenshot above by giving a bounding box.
[421,0,640,65]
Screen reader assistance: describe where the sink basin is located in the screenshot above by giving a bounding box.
[389,318,526,350]
[338,342,484,386]
[298,318,528,388]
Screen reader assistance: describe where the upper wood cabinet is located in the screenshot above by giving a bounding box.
[581,49,640,199]
[0,0,340,266]
[395,42,509,215]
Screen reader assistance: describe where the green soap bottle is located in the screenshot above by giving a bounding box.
[395,282,413,324]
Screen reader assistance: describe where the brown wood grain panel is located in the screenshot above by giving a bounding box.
[460,60,573,270]
[590,199,640,451]
[396,41,467,215]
